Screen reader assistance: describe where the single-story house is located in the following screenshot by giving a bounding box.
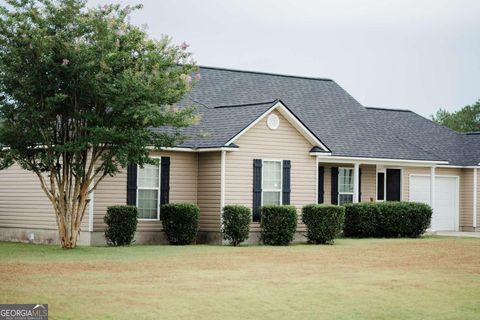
[0,66,479,245]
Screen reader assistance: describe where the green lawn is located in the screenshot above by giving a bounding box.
[1,237,479,320]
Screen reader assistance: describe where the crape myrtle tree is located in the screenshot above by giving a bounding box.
[0,0,199,248]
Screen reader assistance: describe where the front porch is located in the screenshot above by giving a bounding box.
[313,154,474,232]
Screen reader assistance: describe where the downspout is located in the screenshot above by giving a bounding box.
[220,150,226,226]
[430,166,436,231]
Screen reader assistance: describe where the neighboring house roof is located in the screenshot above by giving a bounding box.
[163,66,478,166]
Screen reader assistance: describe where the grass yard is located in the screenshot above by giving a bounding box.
[0,237,479,320]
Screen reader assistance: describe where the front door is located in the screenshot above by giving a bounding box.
[386,169,401,201]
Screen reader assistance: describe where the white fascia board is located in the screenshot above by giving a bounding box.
[196,147,239,152]
[151,147,239,152]
[155,147,195,152]
[225,101,330,152]
[314,155,449,166]
[309,152,331,156]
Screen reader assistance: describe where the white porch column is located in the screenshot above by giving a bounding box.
[315,156,319,203]
[220,150,226,225]
[430,166,436,231]
[473,168,478,229]
[353,163,360,203]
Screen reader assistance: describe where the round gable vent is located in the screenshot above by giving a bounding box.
[267,114,280,130]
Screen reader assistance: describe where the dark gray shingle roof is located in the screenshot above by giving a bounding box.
[177,100,278,148]
[164,66,477,166]
[462,133,480,166]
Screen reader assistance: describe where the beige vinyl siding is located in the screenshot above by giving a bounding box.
[224,110,316,232]
[0,163,90,231]
[460,169,473,228]
[477,169,480,228]
[197,152,221,232]
[93,151,198,232]
[360,165,376,202]
[0,164,56,229]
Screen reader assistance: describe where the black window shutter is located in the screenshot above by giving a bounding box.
[282,160,291,205]
[377,172,385,200]
[358,168,362,202]
[318,166,324,203]
[126,163,137,205]
[331,167,338,205]
[160,157,170,205]
[252,159,262,222]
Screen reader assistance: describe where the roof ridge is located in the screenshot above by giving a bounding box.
[198,65,333,82]
[365,106,412,113]
[464,131,480,135]
[213,100,278,109]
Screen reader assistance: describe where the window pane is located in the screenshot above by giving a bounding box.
[263,191,281,205]
[138,164,159,189]
[263,161,281,190]
[138,189,158,219]
[339,194,353,205]
[339,168,354,193]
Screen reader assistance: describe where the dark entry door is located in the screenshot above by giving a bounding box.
[386,169,401,201]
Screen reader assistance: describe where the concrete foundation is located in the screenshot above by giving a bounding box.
[0,227,91,245]
[0,227,225,246]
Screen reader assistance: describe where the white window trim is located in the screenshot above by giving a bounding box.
[261,159,283,206]
[338,167,354,205]
[136,156,161,221]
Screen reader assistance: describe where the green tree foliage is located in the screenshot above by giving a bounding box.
[432,100,480,132]
[0,0,198,248]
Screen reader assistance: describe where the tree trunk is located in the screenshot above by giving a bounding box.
[54,186,90,249]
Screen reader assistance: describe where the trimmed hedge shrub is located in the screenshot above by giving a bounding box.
[161,203,199,245]
[344,201,432,238]
[343,203,380,237]
[222,205,251,246]
[260,205,297,245]
[104,205,138,246]
[302,204,345,244]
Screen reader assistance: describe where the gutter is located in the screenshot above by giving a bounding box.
[312,154,449,166]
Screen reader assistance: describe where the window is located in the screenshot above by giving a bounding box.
[137,161,161,220]
[338,168,354,205]
[262,160,282,205]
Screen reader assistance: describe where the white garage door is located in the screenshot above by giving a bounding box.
[409,175,458,231]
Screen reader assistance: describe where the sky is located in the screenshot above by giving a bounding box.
[88,0,480,118]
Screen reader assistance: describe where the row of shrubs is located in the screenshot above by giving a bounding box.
[221,204,345,246]
[104,201,432,246]
[104,204,200,246]
[343,202,431,238]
